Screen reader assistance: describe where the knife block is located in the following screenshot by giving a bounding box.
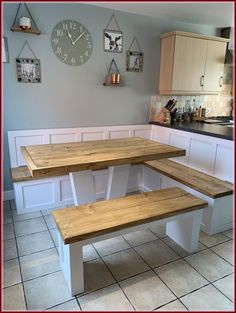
[153,108,171,124]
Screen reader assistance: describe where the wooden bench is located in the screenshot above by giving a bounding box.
[143,159,233,235]
[11,166,33,182]
[52,187,207,295]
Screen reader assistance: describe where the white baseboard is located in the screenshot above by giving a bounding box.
[141,185,153,192]
[3,190,15,201]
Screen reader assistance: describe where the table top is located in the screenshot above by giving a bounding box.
[21,137,185,178]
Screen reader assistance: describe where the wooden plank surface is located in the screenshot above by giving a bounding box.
[21,137,185,178]
[11,166,33,182]
[144,159,233,199]
[52,187,207,244]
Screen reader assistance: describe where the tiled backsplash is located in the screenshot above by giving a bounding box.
[150,64,233,121]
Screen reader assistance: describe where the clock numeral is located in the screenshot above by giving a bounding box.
[85,34,90,41]
[79,56,84,63]
[70,22,77,30]
[85,50,89,57]
[71,57,76,64]
[63,54,68,62]
[52,38,59,45]
[87,43,92,49]
[62,23,68,30]
[80,26,83,33]
[56,29,63,37]
[56,47,62,54]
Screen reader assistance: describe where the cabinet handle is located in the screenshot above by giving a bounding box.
[200,75,204,87]
[219,76,223,87]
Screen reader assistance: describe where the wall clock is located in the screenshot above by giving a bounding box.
[51,20,93,66]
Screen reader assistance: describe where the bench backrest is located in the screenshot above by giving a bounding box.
[52,187,207,244]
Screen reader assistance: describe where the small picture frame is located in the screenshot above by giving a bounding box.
[126,51,143,72]
[2,36,10,63]
[104,29,123,53]
[16,58,41,83]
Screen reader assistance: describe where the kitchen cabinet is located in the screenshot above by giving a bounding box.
[159,31,228,95]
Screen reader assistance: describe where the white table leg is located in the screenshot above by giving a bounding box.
[106,164,131,200]
[69,170,96,205]
[58,233,84,296]
[166,209,203,253]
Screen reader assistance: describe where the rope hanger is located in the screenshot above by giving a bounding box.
[17,40,38,59]
[127,36,142,52]
[105,13,121,31]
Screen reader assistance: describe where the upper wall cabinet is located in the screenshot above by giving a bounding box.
[159,31,228,95]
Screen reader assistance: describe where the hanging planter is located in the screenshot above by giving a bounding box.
[103,59,123,86]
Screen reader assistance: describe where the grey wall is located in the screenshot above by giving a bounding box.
[3,3,218,191]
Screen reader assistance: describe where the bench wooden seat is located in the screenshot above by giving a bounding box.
[143,159,233,235]
[11,166,33,182]
[53,187,207,295]
[144,159,233,199]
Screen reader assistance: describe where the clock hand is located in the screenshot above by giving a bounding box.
[67,30,74,44]
[72,32,85,45]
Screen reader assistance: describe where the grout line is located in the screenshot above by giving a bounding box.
[9,200,28,311]
[89,242,137,311]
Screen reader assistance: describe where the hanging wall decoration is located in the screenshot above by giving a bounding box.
[103,13,123,53]
[2,37,10,63]
[16,40,41,83]
[126,37,143,72]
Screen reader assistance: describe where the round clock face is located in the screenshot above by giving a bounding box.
[51,20,93,66]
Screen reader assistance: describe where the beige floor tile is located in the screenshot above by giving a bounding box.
[180,284,234,311]
[185,249,233,282]
[12,209,42,222]
[17,230,54,256]
[82,258,116,294]
[3,283,26,310]
[120,270,176,310]
[199,231,229,247]
[24,271,72,310]
[223,229,233,239]
[44,214,56,229]
[163,237,206,257]
[148,223,166,238]
[14,217,47,237]
[41,206,63,216]
[49,228,59,247]
[3,210,12,224]
[20,248,60,281]
[3,223,14,240]
[156,300,187,311]
[211,240,233,264]
[213,274,234,301]
[78,283,134,311]
[83,244,99,262]
[47,299,81,311]
[155,259,208,297]
[103,248,149,281]
[3,258,21,288]
[3,238,18,261]
[93,236,130,256]
[123,229,157,247]
[134,239,179,268]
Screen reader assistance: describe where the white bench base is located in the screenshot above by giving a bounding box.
[57,209,203,296]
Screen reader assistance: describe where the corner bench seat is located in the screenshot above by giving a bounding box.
[52,187,207,295]
[143,159,233,235]
[144,159,233,199]
[11,166,33,182]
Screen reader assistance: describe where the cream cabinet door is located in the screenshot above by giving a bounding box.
[172,36,207,92]
[204,41,227,92]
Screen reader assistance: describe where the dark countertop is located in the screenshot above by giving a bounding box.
[150,121,233,141]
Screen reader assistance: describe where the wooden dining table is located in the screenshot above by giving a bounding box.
[22,137,185,205]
